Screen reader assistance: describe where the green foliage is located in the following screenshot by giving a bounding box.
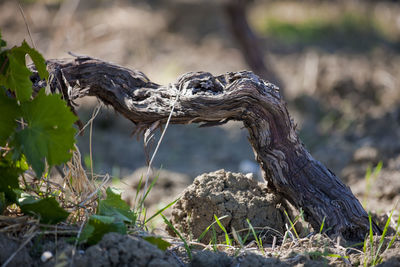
[284,209,300,239]
[363,161,383,207]
[80,214,126,245]
[80,188,137,245]
[145,197,179,225]
[98,188,136,223]
[15,90,77,176]
[19,196,70,224]
[0,32,6,49]
[0,32,76,224]
[214,214,232,246]
[0,159,24,210]
[0,90,21,145]
[363,209,400,266]
[143,236,171,251]
[257,12,385,51]
[246,218,265,256]
[162,213,192,260]
[197,214,229,243]
[319,216,326,234]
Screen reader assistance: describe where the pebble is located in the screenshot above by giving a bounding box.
[40,251,53,262]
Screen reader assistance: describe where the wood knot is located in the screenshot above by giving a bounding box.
[178,72,224,95]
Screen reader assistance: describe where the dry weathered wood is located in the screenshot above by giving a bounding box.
[31,56,380,241]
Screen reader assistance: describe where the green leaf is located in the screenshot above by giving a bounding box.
[2,49,32,101]
[0,159,23,204]
[0,40,48,101]
[0,53,8,77]
[79,215,126,245]
[98,188,136,223]
[143,236,171,251]
[0,31,6,49]
[19,41,48,81]
[0,192,6,214]
[19,196,70,224]
[15,90,77,176]
[0,90,21,145]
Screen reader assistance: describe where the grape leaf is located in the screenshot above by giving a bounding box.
[79,215,126,245]
[15,90,77,176]
[18,41,48,81]
[0,89,21,145]
[1,49,32,101]
[143,236,171,251]
[0,31,5,49]
[19,196,69,224]
[0,160,23,204]
[0,41,48,101]
[98,187,136,223]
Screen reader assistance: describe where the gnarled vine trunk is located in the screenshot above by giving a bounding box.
[31,56,380,241]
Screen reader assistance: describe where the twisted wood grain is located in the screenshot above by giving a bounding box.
[31,56,380,240]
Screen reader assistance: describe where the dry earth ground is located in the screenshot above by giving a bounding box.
[1,0,400,266]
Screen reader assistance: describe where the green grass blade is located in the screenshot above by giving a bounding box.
[368,212,374,259]
[134,175,143,206]
[138,174,159,208]
[363,233,368,267]
[145,198,179,224]
[284,209,299,239]
[214,214,231,246]
[161,214,191,260]
[197,215,229,242]
[386,214,400,251]
[319,216,326,234]
[373,210,394,265]
[242,229,251,244]
[246,219,265,256]
[211,225,217,252]
[231,227,243,247]
[373,161,383,178]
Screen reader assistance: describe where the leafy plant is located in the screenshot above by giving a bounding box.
[0,31,76,222]
[79,188,136,244]
[19,195,69,224]
[143,236,171,251]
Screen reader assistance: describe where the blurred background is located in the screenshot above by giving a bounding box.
[1,0,400,214]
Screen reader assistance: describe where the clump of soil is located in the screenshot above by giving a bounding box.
[42,233,180,267]
[189,250,290,267]
[0,233,32,266]
[168,169,287,243]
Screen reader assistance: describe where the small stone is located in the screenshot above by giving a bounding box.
[41,251,53,262]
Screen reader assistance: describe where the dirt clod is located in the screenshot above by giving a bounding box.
[72,233,179,267]
[0,233,32,267]
[168,169,286,243]
[190,250,291,267]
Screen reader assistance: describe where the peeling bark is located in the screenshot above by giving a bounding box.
[31,56,380,240]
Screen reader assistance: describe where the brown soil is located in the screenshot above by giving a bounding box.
[167,170,288,244]
[1,0,400,266]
